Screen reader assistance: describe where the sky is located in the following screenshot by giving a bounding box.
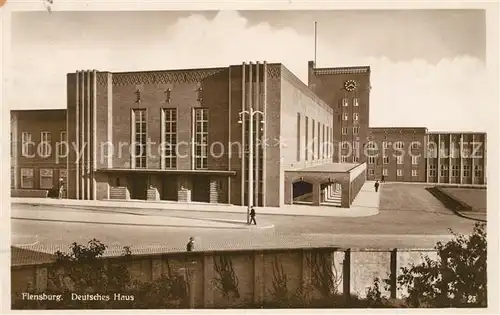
[8,10,492,132]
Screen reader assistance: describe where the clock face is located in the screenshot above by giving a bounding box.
[344,79,358,91]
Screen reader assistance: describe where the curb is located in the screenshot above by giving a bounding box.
[12,217,275,230]
[426,187,486,223]
[450,210,486,223]
[13,202,377,218]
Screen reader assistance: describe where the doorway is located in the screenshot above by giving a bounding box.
[161,175,178,201]
[129,174,148,200]
[192,176,210,203]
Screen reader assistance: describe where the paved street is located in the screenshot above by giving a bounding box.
[11,183,478,259]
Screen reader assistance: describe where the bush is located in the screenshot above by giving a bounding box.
[366,222,487,308]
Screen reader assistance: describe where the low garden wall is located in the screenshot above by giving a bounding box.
[11,246,437,308]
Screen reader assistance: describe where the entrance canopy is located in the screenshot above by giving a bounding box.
[284,162,367,207]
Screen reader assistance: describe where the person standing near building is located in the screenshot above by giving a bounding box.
[58,178,65,199]
[249,206,257,225]
[186,237,195,252]
[374,180,380,193]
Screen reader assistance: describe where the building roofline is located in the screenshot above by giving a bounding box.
[369,126,428,130]
[309,60,370,74]
[427,131,487,135]
[67,65,229,76]
[67,62,286,76]
[10,108,66,113]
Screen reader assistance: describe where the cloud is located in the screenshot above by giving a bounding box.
[9,10,495,132]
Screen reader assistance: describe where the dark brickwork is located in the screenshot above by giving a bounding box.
[366,127,427,182]
[308,61,371,164]
[426,132,487,185]
[11,61,487,206]
[11,110,67,191]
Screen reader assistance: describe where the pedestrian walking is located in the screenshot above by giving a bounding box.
[186,237,195,252]
[249,206,257,225]
[374,180,380,193]
[381,175,385,183]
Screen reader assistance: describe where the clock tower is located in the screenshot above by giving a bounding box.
[307,61,371,164]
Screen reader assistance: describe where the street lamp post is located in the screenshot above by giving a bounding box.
[238,108,264,224]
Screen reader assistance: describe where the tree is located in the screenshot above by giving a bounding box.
[396,222,487,307]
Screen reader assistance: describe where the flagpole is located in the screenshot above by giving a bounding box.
[314,21,317,65]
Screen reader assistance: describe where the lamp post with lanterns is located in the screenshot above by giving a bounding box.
[238,108,264,224]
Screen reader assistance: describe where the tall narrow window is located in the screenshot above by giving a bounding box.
[312,119,315,160]
[40,131,51,158]
[474,165,482,178]
[21,132,33,157]
[440,164,449,177]
[342,98,348,107]
[463,165,471,177]
[317,121,320,160]
[429,164,437,177]
[322,124,325,159]
[163,108,177,169]
[132,109,147,168]
[305,117,309,161]
[194,108,208,169]
[297,113,301,161]
[342,112,348,121]
[353,113,359,121]
[353,98,359,106]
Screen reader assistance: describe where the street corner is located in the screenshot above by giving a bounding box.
[244,222,275,230]
[199,217,275,230]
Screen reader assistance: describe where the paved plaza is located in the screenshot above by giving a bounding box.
[12,181,381,218]
[10,183,480,264]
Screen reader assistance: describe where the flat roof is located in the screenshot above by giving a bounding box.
[293,162,360,173]
[96,168,236,176]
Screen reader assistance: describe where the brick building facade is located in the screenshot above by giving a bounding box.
[11,110,68,192]
[365,127,428,182]
[308,61,371,164]
[10,61,364,207]
[10,60,487,207]
[426,132,487,185]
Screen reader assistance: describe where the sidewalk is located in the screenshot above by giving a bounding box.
[12,207,273,230]
[11,181,380,218]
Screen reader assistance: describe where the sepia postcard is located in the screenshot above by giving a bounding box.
[1,0,499,313]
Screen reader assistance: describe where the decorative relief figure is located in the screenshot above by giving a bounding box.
[164,88,172,103]
[197,86,203,102]
[134,85,143,104]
